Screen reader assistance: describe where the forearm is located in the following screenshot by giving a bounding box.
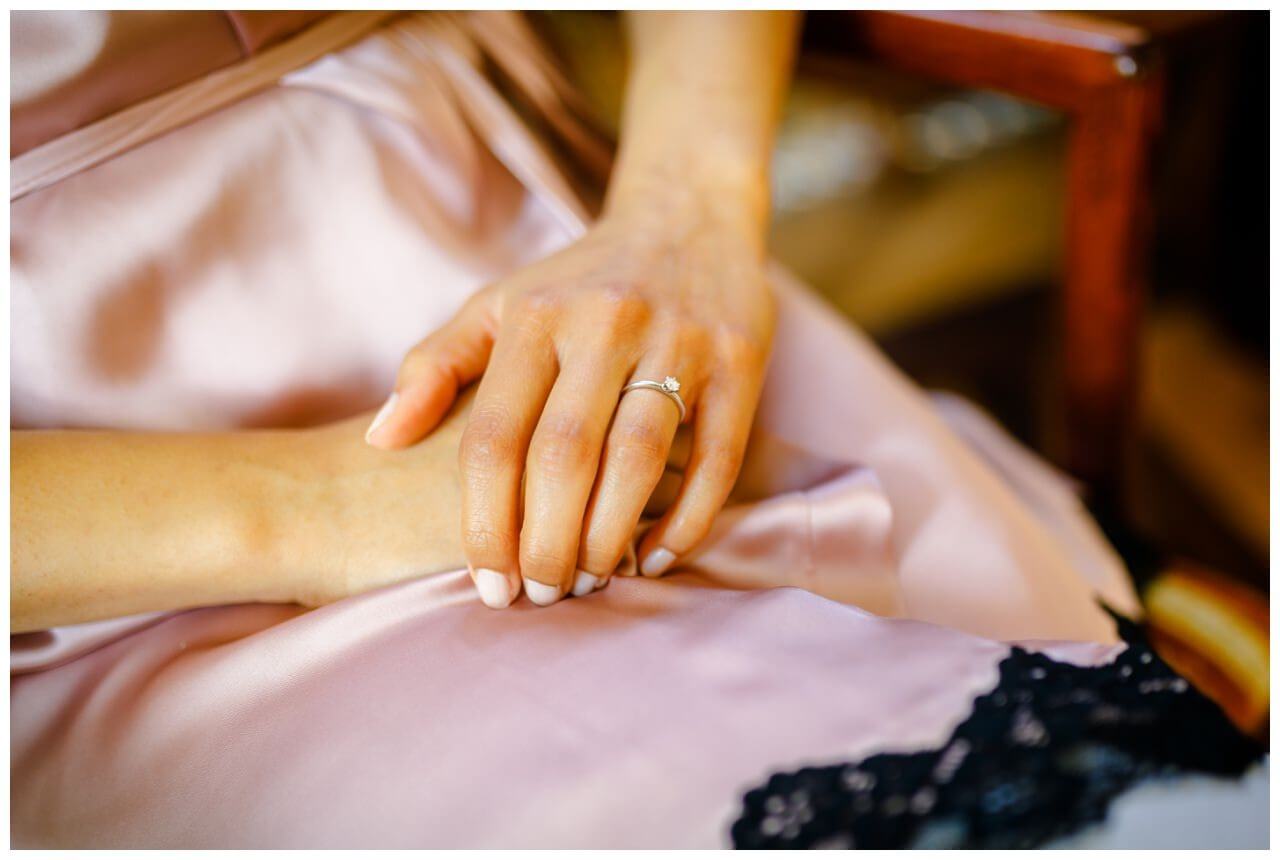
[607,11,799,246]
[11,428,320,632]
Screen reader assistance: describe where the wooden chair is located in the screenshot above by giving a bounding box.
[808,11,1165,504]
[809,13,1270,739]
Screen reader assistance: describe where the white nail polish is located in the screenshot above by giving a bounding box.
[474,568,513,609]
[523,579,561,606]
[365,392,399,443]
[571,570,601,597]
[641,548,676,578]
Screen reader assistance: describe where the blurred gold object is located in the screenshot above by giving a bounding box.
[1144,563,1269,739]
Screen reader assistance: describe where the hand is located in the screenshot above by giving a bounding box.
[364,205,775,608]
[282,390,730,610]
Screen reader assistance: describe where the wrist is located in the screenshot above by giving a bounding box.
[238,427,350,607]
[602,158,771,259]
[260,413,468,608]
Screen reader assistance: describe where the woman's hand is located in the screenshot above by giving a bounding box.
[364,11,797,609]
[365,203,775,608]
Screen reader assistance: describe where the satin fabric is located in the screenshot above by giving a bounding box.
[12,576,1120,849]
[11,12,1138,847]
[10,10,329,158]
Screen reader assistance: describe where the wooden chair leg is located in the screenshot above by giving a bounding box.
[1061,69,1163,502]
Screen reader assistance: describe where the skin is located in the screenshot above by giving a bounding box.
[11,12,799,629]
[12,389,786,632]
[12,405,468,634]
[366,12,798,607]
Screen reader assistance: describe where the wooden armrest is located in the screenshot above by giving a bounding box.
[806,10,1166,500]
[814,11,1152,109]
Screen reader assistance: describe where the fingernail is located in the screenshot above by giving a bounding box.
[473,568,514,609]
[571,570,601,597]
[523,579,561,606]
[364,392,399,443]
[641,548,676,578]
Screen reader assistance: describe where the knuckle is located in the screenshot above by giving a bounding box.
[509,292,561,332]
[717,327,766,369]
[462,524,516,556]
[672,511,717,551]
[464,286,499,316]
[400,343,447,383]
[579,534,622,573]
[613,419,670,464]
[514,290,560,317]
[403,330,443,363]
[590,284,649,332]
[459,410,519,472]
[652,317,710,357]
[530,416,594,475]
[673,317,711,348]
[397,346,433,380]
[521,543,575,575]
[594,282,647,313]
[699,439,745,485]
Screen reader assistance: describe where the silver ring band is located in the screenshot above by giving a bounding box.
[622,376,686,423]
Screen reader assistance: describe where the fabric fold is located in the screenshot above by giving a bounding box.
[12,11,1147,847]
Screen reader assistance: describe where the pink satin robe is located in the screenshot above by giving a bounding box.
[11,12,1140,847]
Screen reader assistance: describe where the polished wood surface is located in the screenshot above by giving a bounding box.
[823,11,1152,108]
[810,11,1166,499]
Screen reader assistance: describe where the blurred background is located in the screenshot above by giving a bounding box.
[539,10,1269,738]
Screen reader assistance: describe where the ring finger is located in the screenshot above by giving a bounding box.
[575,359,699,593]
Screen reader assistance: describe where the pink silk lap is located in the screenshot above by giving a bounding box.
[11,12,1139,847]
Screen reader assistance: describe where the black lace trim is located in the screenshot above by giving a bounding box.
[731,614,1263,849]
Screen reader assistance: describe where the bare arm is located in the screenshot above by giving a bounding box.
[11,408,468,633]
[11,13,802,627]
[13,428,298,632]
[608,11,798,244]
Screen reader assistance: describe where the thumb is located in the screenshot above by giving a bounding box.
[365,296,495,449]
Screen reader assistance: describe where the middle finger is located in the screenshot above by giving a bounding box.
[519,352,630,605]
